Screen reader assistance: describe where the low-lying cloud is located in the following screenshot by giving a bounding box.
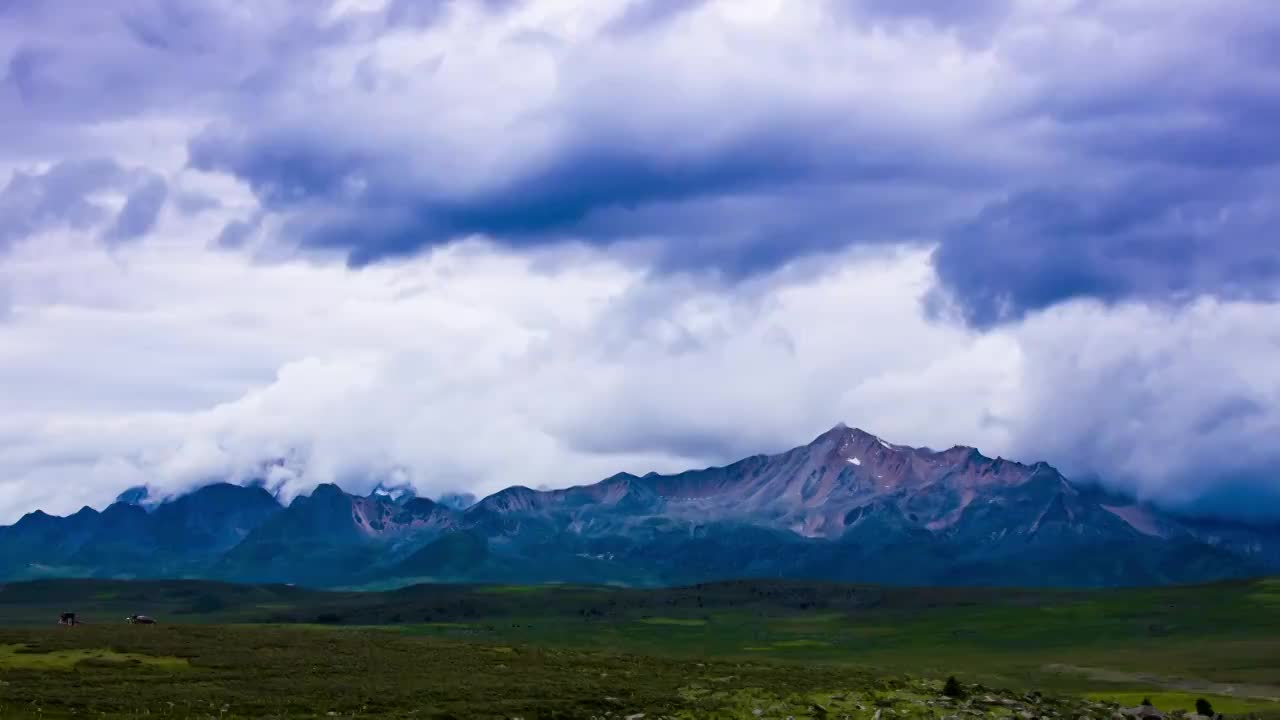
[3,240,1279,524]
[0,0,1277,523]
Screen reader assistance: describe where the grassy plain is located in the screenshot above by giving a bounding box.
[0,577,1277,718]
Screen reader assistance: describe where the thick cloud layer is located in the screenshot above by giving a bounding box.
[7,1,1277,313]
[178,0,1280,315]
[0,0,1278,523]
[2,240,1278,524]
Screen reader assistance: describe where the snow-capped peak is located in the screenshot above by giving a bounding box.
[368,483,417,504]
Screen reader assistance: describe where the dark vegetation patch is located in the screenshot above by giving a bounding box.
[1,577,1279,718]
[0,623,1134,719]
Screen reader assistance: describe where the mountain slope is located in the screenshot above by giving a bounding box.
[1,424,1274,587]
[0,483,283,580]
[215,485,458,584]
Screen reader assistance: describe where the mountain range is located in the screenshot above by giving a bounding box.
[3,424,1276,588]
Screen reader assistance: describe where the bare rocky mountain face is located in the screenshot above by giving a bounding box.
[1,425,1273,587]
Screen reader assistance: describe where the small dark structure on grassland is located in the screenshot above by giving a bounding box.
[126,614,156,625]
[58,612,79,626]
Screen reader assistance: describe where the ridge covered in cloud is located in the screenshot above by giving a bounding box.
[0,0,1277,523]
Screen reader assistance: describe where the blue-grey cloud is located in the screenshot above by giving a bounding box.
[836,0,1012,41]
[0,159,124,250]
[0,159,173,250]
[187,102,987,273]
[172,0,1280,323]
[16,0,1276,320]
[174,191,220,215]
[0,1,377,161]
[385,0,519,28]
[604,0,707,36]
[106,175,168,243]
[933,172,1280,325]
[215,217,259,250]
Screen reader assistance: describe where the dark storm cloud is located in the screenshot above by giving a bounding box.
[926,0,1280,323]
[187,110,972,270]
[933,172,1280,325]
[1182,475,1280,525]
[5,0,1279,317]
[171,0,1280,322]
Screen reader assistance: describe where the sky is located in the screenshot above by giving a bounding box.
[1,0,1278,524]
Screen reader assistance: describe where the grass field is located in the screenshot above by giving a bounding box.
[1,577,1277,718]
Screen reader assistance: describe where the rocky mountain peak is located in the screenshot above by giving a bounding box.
[115,485,152,506]
[307,483,348,501]
[368,482,417,505]
[2,424,1276,588]
[810,423,897,457]
[437,492,478,511]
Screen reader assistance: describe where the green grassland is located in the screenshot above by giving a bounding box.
[1,577,1278,718]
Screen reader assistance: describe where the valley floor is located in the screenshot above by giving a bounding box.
[1,577,1277,719]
